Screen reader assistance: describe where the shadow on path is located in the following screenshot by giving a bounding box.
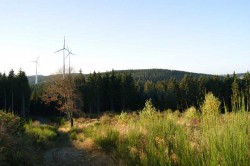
[41,125,114,166]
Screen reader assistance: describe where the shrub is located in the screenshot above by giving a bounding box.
[139,99,157,119]
[184,106,199,119]
[69,127,79,140]
[116,111,129,123]
[0,111,38,165]
[201,93,221,117]
[70,131,77,140]
[100,114,112,125]
[0,111,22,134]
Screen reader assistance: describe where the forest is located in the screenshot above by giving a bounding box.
[0,70,30,116]
[28,70,250,117]
[1,69,249,117]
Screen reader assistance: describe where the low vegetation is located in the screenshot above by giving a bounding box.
[81,94,250,166]
[0,111,58,165]
[1,92,250,165]
[23,121,58,146]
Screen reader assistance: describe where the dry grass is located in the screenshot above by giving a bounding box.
[79,97,250,166]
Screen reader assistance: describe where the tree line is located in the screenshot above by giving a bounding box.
[115,69,210,83]
[30,70,250,116]
[0,70,30,117]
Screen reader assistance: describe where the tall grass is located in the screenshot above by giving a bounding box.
[82,95,250,166]
[23,120,58,147]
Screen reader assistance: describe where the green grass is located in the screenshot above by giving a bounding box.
[23,120,58,147]
[82,97,250,166]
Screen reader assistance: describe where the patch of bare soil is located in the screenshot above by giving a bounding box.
[42,126,114,166]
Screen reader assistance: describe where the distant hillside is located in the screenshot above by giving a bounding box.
[221,73,247,79]
[28,69,248,85]
[28,69,214,85]
[28,75,49,85]
[113,69,212,82]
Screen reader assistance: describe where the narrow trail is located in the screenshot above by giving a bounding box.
[32,117,114,166]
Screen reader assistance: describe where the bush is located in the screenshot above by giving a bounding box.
[116,111,129,123]
[70,131,77,140]
[0,111,22,134]
[69,127,79,140]
[184,106,199,119]
[201,93,221,117]
[139,99,158,119]
[0,111,38,165]
[100,114,112,125]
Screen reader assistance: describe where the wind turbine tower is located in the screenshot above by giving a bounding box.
[32,57,39,84]
[55,36,68,78]
[66,46,76,75]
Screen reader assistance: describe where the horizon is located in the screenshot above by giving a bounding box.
[1,1,249,76]
[26,68,249,77]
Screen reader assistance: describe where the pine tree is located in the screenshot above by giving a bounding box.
[231,77,240,110]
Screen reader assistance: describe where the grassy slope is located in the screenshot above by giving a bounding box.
[80,100,250,166]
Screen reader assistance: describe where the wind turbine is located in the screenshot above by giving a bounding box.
[32,57,39,84]
[55,36,68,78]
[66,46,76,75]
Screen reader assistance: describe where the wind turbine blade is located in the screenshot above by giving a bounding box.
[64,36,65,48]
[54,48,64,53]
[66,46,76,55]
[36,56,39,61]
[64,47,69,52]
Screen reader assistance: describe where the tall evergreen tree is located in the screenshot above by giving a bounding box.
[16,70,31,117]
[231,77,240,110]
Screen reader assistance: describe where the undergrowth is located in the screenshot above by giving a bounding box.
[0,111,58,165]
[82,95,250,166]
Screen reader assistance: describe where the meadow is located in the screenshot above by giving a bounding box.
[74,93,250,166]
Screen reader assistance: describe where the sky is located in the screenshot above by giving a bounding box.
[0,0,249,76]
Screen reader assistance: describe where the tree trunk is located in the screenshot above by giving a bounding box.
[11,89,14,114]
[97,98,100,115]
[70,117,74,127]
[122,97,125,110]
[4,90,6,111]
[68,112,74,127]
[22,94,25,118]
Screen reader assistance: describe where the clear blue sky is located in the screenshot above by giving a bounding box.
[0,0,249,76]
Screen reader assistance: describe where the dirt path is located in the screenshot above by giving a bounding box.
[41,127,114,166]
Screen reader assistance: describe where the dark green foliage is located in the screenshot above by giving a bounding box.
[30,82,64,116]
[0,70,31,116]
[29,70,250,116]
[78,71,139,114]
